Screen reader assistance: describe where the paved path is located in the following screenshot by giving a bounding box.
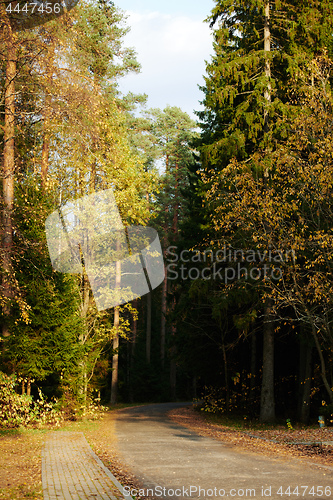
[115,403,333,500]
[42,431,126,500]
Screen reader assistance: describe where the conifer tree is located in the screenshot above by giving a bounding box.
[197,0,333,421]
[199,0,333,168]
[146,106,197,396]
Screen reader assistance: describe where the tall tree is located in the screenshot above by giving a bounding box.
[1,17,17,337]
[260,0,275,423]
[147,107,197,396]
[197,0,333,421]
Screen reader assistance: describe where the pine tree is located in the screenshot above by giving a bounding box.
[1,16,17,336]
[146,107,197,397]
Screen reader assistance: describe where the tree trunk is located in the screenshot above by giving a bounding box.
[145,182,152,363]
[161,147,170,369]
[41,90,51,190]
[129,299,138,403]
[312,325,333,403]
[90,161,96,193]
[172,157,179,236]
[260,298,276,422]
[170,349,176,400]
[161,267,167,367]
[146,292,151,363]
[110,259,121,404]
[222,342,229,410]
[131,298,138,358]
[259,1,275,425]
[264,1,271,133]
[110,306,119,404]
[169,295,177,400]
[78,270,91,405]
[298,340,312,424]
[41,128,50,190]
[170,148,180,399]
[41,43,54,190]
[2,25,16,337]
[26,377,31,396]
[250,331,257,402]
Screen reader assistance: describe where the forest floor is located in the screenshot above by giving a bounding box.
[168,406,333,470]
[0,427,44,499]
[0,404,332,499]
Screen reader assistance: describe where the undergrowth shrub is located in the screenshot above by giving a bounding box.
[58,386,108,421]
[195,385,259,418]
[0,372,109,429]
[195,386,227,414]
[0,371,62,428]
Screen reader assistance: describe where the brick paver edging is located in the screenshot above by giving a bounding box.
[42,431,128,500]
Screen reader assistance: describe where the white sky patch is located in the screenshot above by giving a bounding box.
[119,9,214,120]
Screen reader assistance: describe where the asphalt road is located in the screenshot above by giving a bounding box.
[114,402,333,500]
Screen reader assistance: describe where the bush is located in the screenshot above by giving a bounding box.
[0,371,62,428]
[81,398,109,420]
[58,387,108,421]
[196,385,258,417]
[196,386,227,414]
[0,372,32,427]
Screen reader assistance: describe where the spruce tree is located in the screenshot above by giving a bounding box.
[197,0,333,422]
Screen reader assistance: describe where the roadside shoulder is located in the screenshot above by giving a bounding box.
[167,406,333,471]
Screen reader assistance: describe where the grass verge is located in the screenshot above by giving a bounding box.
[0,404,145,500]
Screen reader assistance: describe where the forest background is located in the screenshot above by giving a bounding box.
[1,0,333,427]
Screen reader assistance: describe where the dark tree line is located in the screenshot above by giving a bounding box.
[1,0,333,426]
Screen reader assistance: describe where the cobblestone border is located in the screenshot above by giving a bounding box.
[42,431,127,500]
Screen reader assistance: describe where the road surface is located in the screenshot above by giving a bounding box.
[115,403,333,500]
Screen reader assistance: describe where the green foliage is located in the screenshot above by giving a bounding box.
[198,0,333,168]
[57,385,108,421]
[71,0,140,84]
[145,106,198,235]
[3,0,333,420]
[0,178,86,394]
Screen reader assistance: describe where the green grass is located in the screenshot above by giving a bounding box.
[0,428,21,437]
[197,409,312,431]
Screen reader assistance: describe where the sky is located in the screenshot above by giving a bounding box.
[116,0,215,120]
